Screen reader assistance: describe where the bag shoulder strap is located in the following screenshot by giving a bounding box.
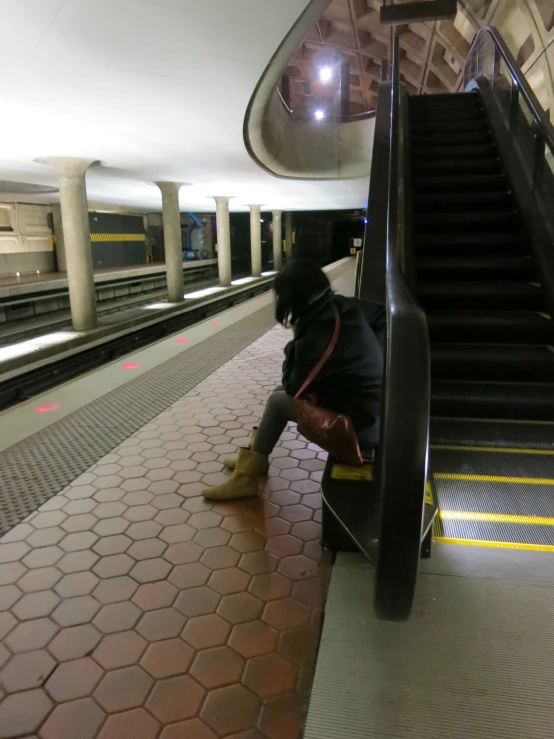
[295,303,340,399]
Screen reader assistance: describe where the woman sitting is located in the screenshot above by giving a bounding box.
[202,259,384,501]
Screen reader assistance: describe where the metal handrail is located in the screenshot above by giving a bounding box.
[464,26,554,158]
[275,81,376,122]
[369,31,430,621]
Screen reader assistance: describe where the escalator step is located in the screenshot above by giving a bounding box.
[415,232,522,257]
[411,131,492,146]
[414,210,517,230]
[414,191,513,211]
[411,119,489,133]
[431,343,554,383]
[417,256,535,281]
[427,310,553,344]
[418,281,544,311]
[432,380,554,421]
[411,144,496,160]
[413,174,507,193]
[410,109,486,125]
[413,158,502,175]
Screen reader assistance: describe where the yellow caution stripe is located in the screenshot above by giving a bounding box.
[90,233,146,242]
[440,510,554,526]
[434,537,554,553]
[434,473,554,485]
[431,445,554,456]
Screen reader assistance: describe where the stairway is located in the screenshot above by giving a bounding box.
[409,91,554,423]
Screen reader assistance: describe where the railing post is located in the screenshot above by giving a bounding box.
[533,123,546,192]
[509,84,519,135]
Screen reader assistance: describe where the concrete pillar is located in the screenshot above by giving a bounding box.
[272,210,283,272]
[51,204,67,273]
[40,157,98,331]
[285,211,293,259]
[248,204,262,277]
[156,182,184,303]
[213,196,232,286]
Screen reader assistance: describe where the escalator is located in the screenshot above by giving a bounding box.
[409,85,554,551]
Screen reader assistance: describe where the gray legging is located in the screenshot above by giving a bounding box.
[252,386,298,456]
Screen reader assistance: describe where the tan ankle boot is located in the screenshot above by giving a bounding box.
[203,448,269,501]
[223,427,262,471]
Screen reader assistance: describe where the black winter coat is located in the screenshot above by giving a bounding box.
[281,291,385,447]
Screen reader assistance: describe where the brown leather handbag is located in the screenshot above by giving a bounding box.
[293,304,364,467]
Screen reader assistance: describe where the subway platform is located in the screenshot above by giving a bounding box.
[0,259,354,738]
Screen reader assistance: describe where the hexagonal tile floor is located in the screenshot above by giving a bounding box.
[0,325,330,739]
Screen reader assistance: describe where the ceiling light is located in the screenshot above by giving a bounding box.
[314,110,325,121]
[319,66,332,83]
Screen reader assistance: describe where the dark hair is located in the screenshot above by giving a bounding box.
[274,260,331,327]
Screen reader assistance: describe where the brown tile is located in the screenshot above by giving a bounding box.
[0,650,56,692]
[163,541,203,565]
[278,628,318,667]
[97,708,159,739]
[13,590,60,620]
[303,540,324,562]
[266,535,303,558]
[93,576,138,604]
[128,539,168,566]
[93,602,141,634]
[221,514,258,534]
[191,646,244,689]
[243,653,296,699]
[146,675,205,723]
[256,517,291,538]
[59,531,98,552]
[159,719,217,739]
[58,551,99,574]
[141,638,194,678]
[188,511,223,530]
[130,557,172,583]
[94,665,153,712]
[48,624,102,661]
[200,546,240,570]
[175,586,220,618]
[93,517,130,536]
[92,535,132,556]
[136,607,186,641]
[61,513,98,533]
[45,657,102,701]
[193,527,231,548]
[292,578,325,610]
[249,573,291,602]
[92,554,134,578]
[0,689,52,736]
[182,614,231,649]
[4,618,57,653]
[124,505,158,522]
[168,563,211,589]
[40,697,104,739]
[23,546,63,568]
[26,528,64,548]
[155,509,189,526]
[201,684,258,736]
[239,551,278,576]
[0,584,21,609]
[228,621,278,658]
[226,731,265,739]
[208,568,251,595]
[278,555,319,581]
[269,490,300,507]
[229,532,265,554]
[263,598,310,631]
[259,694,304,739]
[132,581,177,611]
[55,572,99,598]
[93,503,128,519]
[52,596,100,627]
[217,592,263,625]
[93,630,147,669]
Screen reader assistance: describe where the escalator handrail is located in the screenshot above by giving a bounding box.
[464,25,554,158]
[370,33,431,621]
